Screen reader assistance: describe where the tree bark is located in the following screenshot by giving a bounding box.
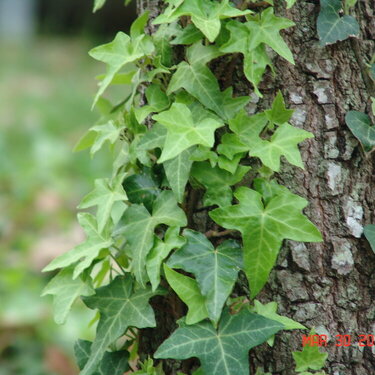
[137,1,375,374]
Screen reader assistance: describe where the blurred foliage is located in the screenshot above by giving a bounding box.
[0,38,115,375]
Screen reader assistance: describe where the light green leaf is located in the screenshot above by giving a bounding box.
[155,308,283,375]
[153,0,251,42]
[217,154,244,174]
[164,148,194,202]
[249,123,314,172]
[163,265,208,325]
[75,339,129,375]
[137,123,167,151]
[285,0,296,8]
[217,133,249,160]
[89,31,154,107]
[154,23,179,67]
[191,161,250,207]
[265,91,294,125]
[41,267,94,324]
[93,0,106,12]
[171,23,204,45]
[146,227,186,291]
[130,11,149,39]
[152,103,223,163]
[364,224,375,253]
[80,276,158,375]
[317,0,359,46]
[345,110,375,152]
[210,186,322,298]
[116,191,187,287]
[90,121,124,156]
[42,213,113,278]
[167,230,242,323]
[79,174,128,233]
[293,330,328,372]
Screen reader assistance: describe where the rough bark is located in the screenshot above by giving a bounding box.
[137,1,375,374]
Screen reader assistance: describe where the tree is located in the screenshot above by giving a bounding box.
[43,1,375,374]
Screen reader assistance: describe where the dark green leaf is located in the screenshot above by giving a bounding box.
[265,91,294,125]
[345,110,375,152]
[364,224,375,253]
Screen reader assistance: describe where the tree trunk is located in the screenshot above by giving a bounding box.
[137,1,375,374]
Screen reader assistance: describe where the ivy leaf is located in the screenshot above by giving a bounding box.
[153,0,251,42]
[249,123,314,172]
[75,339,129,375]
[79,174,128,233]
[146,227,186,291]
[137,123,167,152]
[210,186,322,298]
[41,266,94,324]
[42,213,113,278]
[89,29,154,107]
[293,330,328,372]
[364,224,375,253]
[171,23,204,45]
[221,87,250,120]
[155,308,283,375]
[345,111,375,152]
[164,148,194,203]
[123,172,160,212]
[167,230,242,323]
[265,91,294,125]
[116,191,187,287]
[152,103,223,163]
[191,161,250,207]
[153,22,180,67]
[134,84,170,123]
[93,0,106,12]
[89,121,124,156]
[217,153,244,174]
[190,146,219,167]
[163,264,208,325]
[317,0,359,46]
[217,133,249,160]
[80,276,158,375]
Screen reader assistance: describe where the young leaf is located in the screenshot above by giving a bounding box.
[89,30,154,107]
[80,276,158,375]
[116,191,187,287]
[137,123,167,152]
[42,213,113,278]
[364,224,375,253]
[191,161,250,207]
[41,266,94,325]
[163,148,194,203]
[345,110,375,152]
[163,264,208,325]
[265,91,294,125]
[79,174,128,233]
[171,23,204,45]
[317,0,359,46]
[167,230,242,323]
[210,186,322,298]
[152,103,223,163]
[146,227,186,291]
[89,121,124,156]
[93,0,106,12]
[75,339,129,375]
[155,308,283,375]
[153,0,251,42]
[285,0,297,8]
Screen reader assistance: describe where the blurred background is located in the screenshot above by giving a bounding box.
[0,1,136,374]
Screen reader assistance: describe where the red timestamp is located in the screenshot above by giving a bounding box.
[302,334,375,347]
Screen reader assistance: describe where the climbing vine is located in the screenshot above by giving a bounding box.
[42,0,330,374]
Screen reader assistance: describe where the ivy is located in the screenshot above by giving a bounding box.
[42,0,325,374]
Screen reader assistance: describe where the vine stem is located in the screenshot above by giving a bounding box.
[205,229,237,238]
[109,252,127,276]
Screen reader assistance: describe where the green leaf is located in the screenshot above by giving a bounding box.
[221,87,250,120]
[123,172,160,212]
[42,213,113,278]
[154,23,178,67]
[79,174,128,233]
[90,121,124,156]
[345,110,375,152]
[190,146,219,166]
[152,103,223,163]
[163,264,208,325]
[93,0,106,12]
[171,23,204,45]
[146,227,186,291]
[191,161,250,207]
[164,148,194,203]
[285,0,296,8]
[364,224,375,253]
[167,230,242,323]
[135,84,170,123]
[317,0,359,46]
[217,154,244,174]
[293,330,328,372]
[249,123,314,172]
[210,186,322,298]
[41,267,94,324]
[130,11,149,39]
[137,123,167,151]
[75,339,129,375]
[155,308,283,375]
[153,0,251,42]
[265,91,294,125]
[89,30,154,107]
[116,191,187,287]
[80,276,158,375]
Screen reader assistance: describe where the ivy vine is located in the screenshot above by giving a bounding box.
[42,0,327,374]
